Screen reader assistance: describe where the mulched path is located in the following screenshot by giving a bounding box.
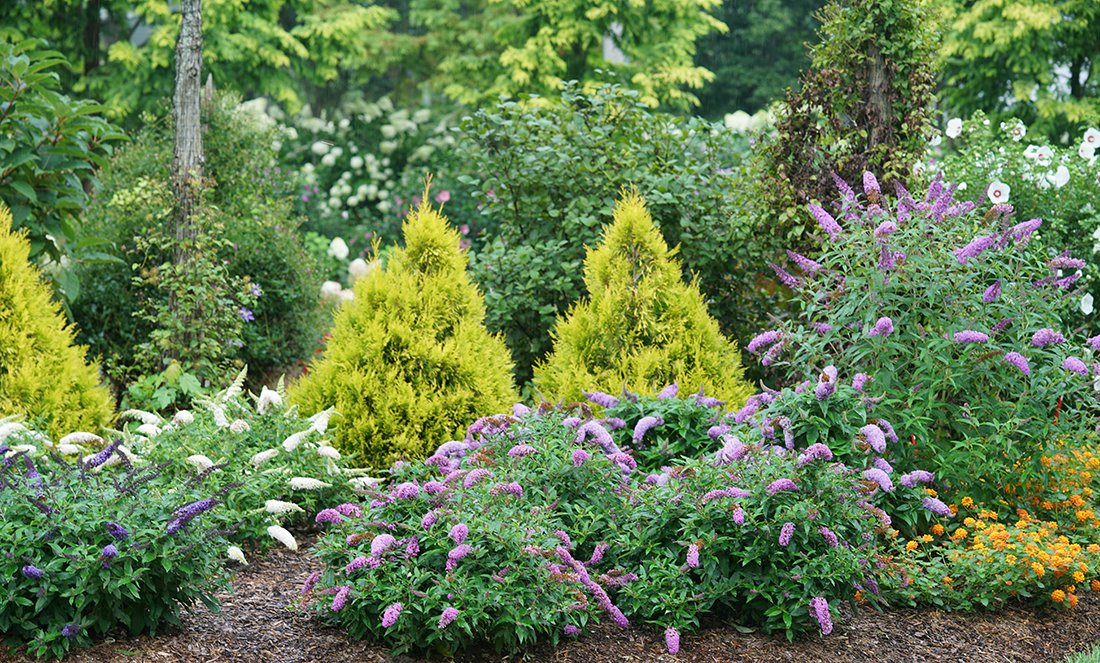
[8,534,1100,663]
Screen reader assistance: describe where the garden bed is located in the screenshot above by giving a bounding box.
[16,533,1099,663]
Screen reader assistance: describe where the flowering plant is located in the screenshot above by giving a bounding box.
[0,434,231,659]
[755,171,1100,504]
[935,112,1100,329]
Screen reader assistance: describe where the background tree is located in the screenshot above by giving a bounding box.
[936,0,1099,142]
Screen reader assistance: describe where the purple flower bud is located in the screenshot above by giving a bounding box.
[315,508,344,524]
[770,262,800,288]
[507,444,537,458]
[809,597,833,635]
[922,496,951,517]
[873,220,897,237]
[391,482,421,500]
[819,526,838,547]
[954,234,998,264]
[301,571,321,596]
[732,506,745,525]
[765,478,798,495]
[657,383,679,399]
[852,373,873,391]
[370,534,397,557]
[21,565,44,580]
[572,449,590,466]
[335,502,363,518]
[446,544,472,571]
[862,468,894,492]
[420,510,438,529]
[105,522,129,540]
[747,330,782,354]
[331,585,350,612]
[900,470,934,487]
[859,424,887,453]
[786,250,822,275]
[565,624,581,636]
[811,321,833,334]
[863,171,881,195]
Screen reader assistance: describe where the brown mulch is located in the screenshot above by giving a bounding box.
[6,535,1100,663]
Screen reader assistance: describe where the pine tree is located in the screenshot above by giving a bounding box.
[535,191,753,406]
[290,194,517,467]
[0,201,114,436]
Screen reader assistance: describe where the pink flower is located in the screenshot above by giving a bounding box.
[435,190,451,203]
[686,543,700,569]
[382,602,402,628]
[331,585,351,612]
[438,607,459,629]
[665,627,681,655]
[778,521,795,546]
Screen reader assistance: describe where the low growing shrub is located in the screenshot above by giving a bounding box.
[535,192,753,408]
[0,201,113,437]
[290,195,517,467]
[0,437,232,659]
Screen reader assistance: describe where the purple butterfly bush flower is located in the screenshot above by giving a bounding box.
[585,391,619,408]
[21,565,44,580]
[852,373,873,392]
[167,498,218,535]
[954,234,998,264]
[797,443,834,467]
[991,317,1015,335]
[765,478,799,495]
[747,330,783,354]
[331,586,351,612]
[873,220,897,237]
[382,602,402,628]
[899,470,934,488]
[301,571,321,596]
[819,526,839,548]
[507,443,537,458]
[438,607,460,629]
[462,468,493,488]
[809,597,833,635]
[105,522,129,540]
[778,522,795,546]
[877,419,899,444]
[491,481,524,497]
[862,468,894,492]
[371,534,397,557]
[587,543,610,566]
[814,365,838,400]
[863,171,881,195]
[953,330,989,344]
[512,403,531,416]
[770,262,800,288]
[665,627,681,655]
[983,281,1002,303]
[1032,328,1066,347]
[867,317,894,337]
[859,424,887,454]
[701,487,752,504]
[335,502,363,518]
[809,203,842,240]
[420,510,438,529]
[602,417,627,430]
[1087,335,1100,352]
[405,536,420,557]
[922,496,952,517]
[1055,272,1082,288]
[345,556,371,573]
[715,436,748,465]
[564,624,581,636]
[873,457,893,474]
[575,421,614,449]
[449,523,469,545]
[732,506,745,525]
[84,440,121,469]
[1008,218,1042,247]
[62,623,81,639]
[812,321,833,334]
[1050,256,1086,270]
[786,250,822,275]
[446,544,473,571]
[632,416,663,445]
[707,423,730,439]
[315,508,344,524]
[685,543,700,569]
[557,547,630,628]
[657,383,679,399]
[761,340,786,366]
[1064,357,1089,375]
[562,416,582,429]
[391,481,421,500]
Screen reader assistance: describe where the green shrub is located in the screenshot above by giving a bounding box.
[0,38,124,304]
[748,170,1100,505]
[935,113,1100,334]
[305,401,909,655]
[289,196,517,468]
[73,94,325,395]
[535,192,753,408]
[454,83,758,384]
[0,201,113,438]
[0,437,231,660]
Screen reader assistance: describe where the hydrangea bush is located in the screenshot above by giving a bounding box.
[305,385,929,655]
[751,171,1100,504]
[934,113,1100,332]
[0,436,232,659]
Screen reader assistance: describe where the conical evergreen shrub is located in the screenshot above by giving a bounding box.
[0,201,113,436]
[535,191,753,406]
[290,196,517,467]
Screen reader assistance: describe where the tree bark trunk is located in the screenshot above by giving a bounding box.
[172,0,203,260]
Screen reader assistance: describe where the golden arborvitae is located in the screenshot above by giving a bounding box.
[290,195,517,468]
[535,191,752,406]
[0,201,114,436]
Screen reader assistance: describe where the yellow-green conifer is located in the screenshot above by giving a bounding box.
[535,191,752,406]
[290,195,517,467]
[0,201,113,436]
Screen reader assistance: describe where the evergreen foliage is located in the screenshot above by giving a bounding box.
[0,200,113,436]
[535,192,753,406]
[290,194,517,467]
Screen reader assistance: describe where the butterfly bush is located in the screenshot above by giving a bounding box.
[0,435,231,659]
[305,396,925,655]
[133,376,362,549]
[755,171,1100,508]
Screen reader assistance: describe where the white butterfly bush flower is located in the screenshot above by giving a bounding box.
[256,387,283,415]
[59,432,103,447]
[135,423,161,438]
[290,477,332,490]
[348,476,384,494]
[0,421,28,442]
[229,419,251,434]
[267,525,298,551]
[5,444,37,457]
[282,431,308,452]
[250,448,280,467]
[55,444,83,456]
[186,455,215,471]
[173,410,195,425]
[310,409,335,434]
[264,499,305,514]
[318,445,341,460]
[227,545,248,565]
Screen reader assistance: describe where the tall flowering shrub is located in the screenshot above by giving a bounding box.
[0,201,113,438]
[305,392,922,655]
[750,171,1100,504]
[0,438,231,659]
[535,192,753,407]
[290,195,517,467]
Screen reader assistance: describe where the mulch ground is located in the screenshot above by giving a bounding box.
[7,533,1100,663]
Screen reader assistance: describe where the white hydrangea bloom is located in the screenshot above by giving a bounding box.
[327,237,349,260]
[251,448,280,467]
[264,499,304,514]
[320,280,342,301]
[227,545,248,565]
[173,410,195,425]
[347,258,373,282]
[186,455,215,471]
[289,477,332,490]
[339,288,354,303]
[267,525,298,551]
[311,141,329,155]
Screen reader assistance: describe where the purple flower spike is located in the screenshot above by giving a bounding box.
[1064,357,1089,375]
[814,365,838,400]
[686,543,700,568]
[446,544,473,571]
[438,607,460,629]
[507,444,537,458]
[954,234,998,264]
[812,321,833,334]
[331,585,350,612]
[786,250,822,275]
[382,602,402,628]
[809,597,833,635]
[867,317,894,337]
[873,220,897,237]
[852,373,873,392]
[765,478,799,495]
[657,383,679,399]
[62,623,81,639]
[778,522,795,546]
[922,496,951,517]
[585,391,619,408]
[953,330,989,344]
[105,522,129,540]
[21,565,44,580]
[819,526,839,547]
[1032,328,1066,347]
[301,571,321,596]
[770,262,800,288]
[665,627,681,655]
[859,424,887,453]
[449,523,469,545]
[747,330,782,354]
[862,468,894,492]
[983,281,1002,304]
[632,416,663,445]
[391,482,421,500]
[371,534,397,557]
[732,506,745,525]
[809,203,842,240]
[1087,335,1100,352]
[900,470,934,488]
[571,449,590,466]
[315,508,344,524]
[863,171,881,195]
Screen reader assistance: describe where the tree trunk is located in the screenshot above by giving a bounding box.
[169,0,204,359]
